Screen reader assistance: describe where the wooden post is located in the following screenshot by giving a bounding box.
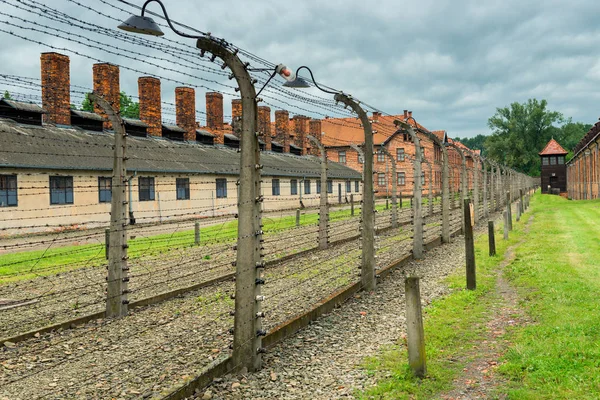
[350,194,354,216]
[295,209,300,227]
[503,210,509,240]
[194,221,200,246]
[464,199,476,290]
[105,228,110,260]
[488,220,496,256]
[91,94,128,318]
[405,277,426,378]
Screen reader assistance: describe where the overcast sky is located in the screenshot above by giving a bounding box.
[1,0,600,139]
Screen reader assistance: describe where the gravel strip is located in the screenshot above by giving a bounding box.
[190,214,498,400]
[0,207,463,399]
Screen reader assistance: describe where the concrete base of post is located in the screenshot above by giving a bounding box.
[405,277,426,378]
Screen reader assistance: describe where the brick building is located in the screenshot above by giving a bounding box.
[0,53,362,234]
[567,122,600,200]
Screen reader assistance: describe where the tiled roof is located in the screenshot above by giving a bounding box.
[0,118,360,179]
[320,114,429,147]
[539,138,568,156]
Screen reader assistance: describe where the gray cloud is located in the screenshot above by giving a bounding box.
[1,0,600,140]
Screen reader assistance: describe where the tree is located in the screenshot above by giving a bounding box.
[550,119,592,161]
[485,99,563,176]
[3,90,12,100]
[454,134,487,154]
[80,91,140,119]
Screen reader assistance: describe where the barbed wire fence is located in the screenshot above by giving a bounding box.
[0,1,537,398]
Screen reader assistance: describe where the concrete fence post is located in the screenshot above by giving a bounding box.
[105,228,110,260]
[405,277,426,378]
[503,210,509,240]
[464,199,476,290]
[350,193,354,216]
[194,221,200,246]
[488,220,496,256]
[295,209,301,227]
[90,93,128,318]
[506,191,513,231]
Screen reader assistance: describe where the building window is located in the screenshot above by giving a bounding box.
[346,180,351,192]
[304,180,311,195]
[98,177,112,203]
[397,148,405,161]
[272,179,280,196]
[316,179,321,194]
[338,151,346,164]
[550,156,557,165]
[558,156,565,165]
[377,149,385,162]
[542,157,549,166]
[50,176,74,205]
[176,178,190,200]
[138,177,155,201]
[327,179,333,193]
[290,179,298,195]
[0,175,17,207]
[355,180,359,192]
[216,178,227,198]
[397,172,406,186]
[378,173,386,186]
[421,172,425,185]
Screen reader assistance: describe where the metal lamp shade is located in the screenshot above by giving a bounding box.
[118,15,165,36]
[282,77,311,88]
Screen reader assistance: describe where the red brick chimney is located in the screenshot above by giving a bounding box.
[258,106,272,151]
[372,111,381,123]
[309,119,322,156]
[408,111,413,118]
[92,63,120,130]
[275,110,290,153]
[40,52,71,126]
[206,92,224,144]
[403,110,408,119]
[231,99,242,139]
[138,76,161,137]
[175,87,196,141]
[293,115,309,155]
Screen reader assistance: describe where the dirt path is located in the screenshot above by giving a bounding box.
[440,216,534,400]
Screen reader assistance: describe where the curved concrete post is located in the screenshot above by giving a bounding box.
[413,129,450,243]
[446,143,467,233]
[89,93,128,319]
[197,37,263,372]
[394,119,423,259]
[308,135,328,249]
[335,93,376,291]
[379,146,398,229]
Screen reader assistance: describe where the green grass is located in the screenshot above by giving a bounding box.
[0,202,405,283]
[357,202,529,399]
[499,195,600,399]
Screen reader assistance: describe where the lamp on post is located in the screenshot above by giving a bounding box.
[283,66,376,291]
[118,0,276,372]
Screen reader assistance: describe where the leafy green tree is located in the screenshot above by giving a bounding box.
[550,119,592,161]
[80,91,139,119]
[485,99,563,176]
[454,134,487,153]
[3,90,12,100]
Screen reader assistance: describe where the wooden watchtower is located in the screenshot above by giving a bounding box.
[539,138,568,194]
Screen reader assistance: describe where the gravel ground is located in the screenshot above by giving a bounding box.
[0,205,463,399]
[0,202,447,340]
[0,212,365,339]
[190,214,496,400]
